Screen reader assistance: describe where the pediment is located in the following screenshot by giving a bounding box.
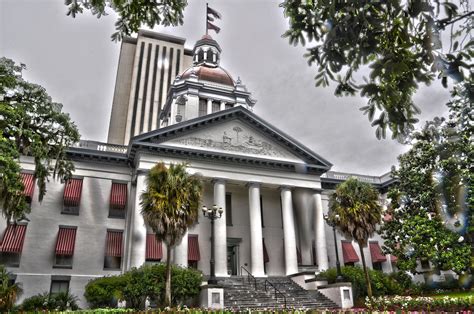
[131,107,332,170]
[164,120,304,163]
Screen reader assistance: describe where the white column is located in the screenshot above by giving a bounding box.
[220,101,226,111]
[248,182,265,277]
[173,231,188,267]
[130,174,147,268]
[313,191,329,270]
[213,179,228,277]
[280,187,298,275]
[207,99,212,115]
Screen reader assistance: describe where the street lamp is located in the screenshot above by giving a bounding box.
[202,204,223,285]
[324,213,344,282]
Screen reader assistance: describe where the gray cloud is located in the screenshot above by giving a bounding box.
[1,0,451,175]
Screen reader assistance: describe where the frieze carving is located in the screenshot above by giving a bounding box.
[169,123,294,159]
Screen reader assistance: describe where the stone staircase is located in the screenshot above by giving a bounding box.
[220,276,338,310]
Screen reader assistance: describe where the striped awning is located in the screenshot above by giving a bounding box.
[0,224,27,253]
[146,234,163,261]
[55,227,77,256]
[110,182,127,210]
[369,242,387,263]
[342,241,359,263]
[263,239,269,263]
[105,230,123,257]
[188,235,200,261]
[63,178,83,207]
[21,173,35,200]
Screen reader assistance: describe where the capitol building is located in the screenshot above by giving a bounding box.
[1,30,397,307]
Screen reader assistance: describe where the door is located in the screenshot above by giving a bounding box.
[227,244,239,276]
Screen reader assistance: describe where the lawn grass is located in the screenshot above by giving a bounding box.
[427,289,474,299]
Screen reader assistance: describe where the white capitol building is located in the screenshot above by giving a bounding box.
[1,30,399,308]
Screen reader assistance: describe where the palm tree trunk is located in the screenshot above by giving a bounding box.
[358,242,373,298]
[165,245,172,306]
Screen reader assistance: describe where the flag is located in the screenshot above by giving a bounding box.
[207,22,221,34]
[207,6,221,20]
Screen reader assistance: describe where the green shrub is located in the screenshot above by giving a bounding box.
[85,263,202,309]
[84,275,127,308]
[319,266,403,300]
[19,290,79,311]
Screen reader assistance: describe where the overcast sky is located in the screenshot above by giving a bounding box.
[1,0,451,175]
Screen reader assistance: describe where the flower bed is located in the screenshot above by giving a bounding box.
[366,295,473,311]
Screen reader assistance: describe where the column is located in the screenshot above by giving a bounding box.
[280,187,298,275]
[220,101,226,111]
[313,191,329,270]
[129,174,147,268]
[248,182,265,276]
[173,231,188,267]
[213,179,228,277]
[207,99,212,115]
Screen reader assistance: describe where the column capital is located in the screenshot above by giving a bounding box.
[211,177,226,184]
[246,181,261,188]
[312,188,323,194]
[279,185,293,192]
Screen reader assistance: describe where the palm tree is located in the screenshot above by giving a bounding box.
[0,265,22,311]
[140,162,202,306]
[328,177,382,298]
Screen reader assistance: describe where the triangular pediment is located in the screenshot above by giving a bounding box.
[131,107,332,170]
[165,120,304,163]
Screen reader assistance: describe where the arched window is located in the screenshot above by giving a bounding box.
[197,49,205,63]
[206,50,214,63]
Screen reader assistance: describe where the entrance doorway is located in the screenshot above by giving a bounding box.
[227,238,241,276]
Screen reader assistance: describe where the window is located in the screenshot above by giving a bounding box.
[50,279,69,294]
[109,182,127,219]
[260,196,264,228]
[225,193,232,226]
[104,230,123,270]
[63,178,83,215]
[188,261,198,269]
[206,50,214,63]
[373,262,383,271]
[198,98,207,117]
[0,224,27,267]
[0,253,20,267]
[212,101,220,113]
[54,227,76,268]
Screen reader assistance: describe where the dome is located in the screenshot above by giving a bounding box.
[181,65,234,87]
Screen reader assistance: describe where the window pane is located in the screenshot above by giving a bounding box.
[51,280,69,294]
[104,256,122,269]
[55,255,73,268]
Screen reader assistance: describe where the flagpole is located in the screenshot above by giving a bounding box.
[206,3,208,35]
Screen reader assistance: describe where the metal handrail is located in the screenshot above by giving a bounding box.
[264,279,287,309]
[240,266,257,290]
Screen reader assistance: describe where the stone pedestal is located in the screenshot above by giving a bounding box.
[199,285,224,309]
[318,282,353,309]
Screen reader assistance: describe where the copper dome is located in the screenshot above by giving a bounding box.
[181,65,234,87]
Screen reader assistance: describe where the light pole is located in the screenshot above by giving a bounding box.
[202,204,223,285]
[324,213,344,282]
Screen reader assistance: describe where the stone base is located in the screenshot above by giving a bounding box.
[199,285,224,309]
[318,282,353,309]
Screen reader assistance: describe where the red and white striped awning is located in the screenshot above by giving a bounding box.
[188,235,200,261]
[105,230,123,257]
[55,227,77,256]
[63,178,83,207]
[342,241,360,263]
[146,234,163,261]
[0,224,27,253]
[110,182,127,210]
[21,173,35,200]
[263,239,269,263]
[369,242,387,263]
